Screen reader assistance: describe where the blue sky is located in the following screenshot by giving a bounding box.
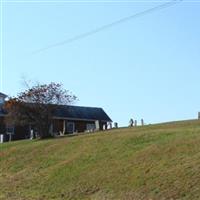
[1,0,200,126]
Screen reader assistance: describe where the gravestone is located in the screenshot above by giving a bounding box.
[141,119,144,126]
[134,120,137,127]
[0,134,4,143]
[129,118,134,127]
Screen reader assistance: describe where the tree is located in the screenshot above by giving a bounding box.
[4,82,77,139]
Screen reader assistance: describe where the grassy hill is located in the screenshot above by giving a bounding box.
[1,120,200,200]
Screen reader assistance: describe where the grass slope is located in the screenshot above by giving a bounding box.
[1,120,200,200]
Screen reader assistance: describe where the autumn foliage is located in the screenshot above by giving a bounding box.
[4,83,77,139]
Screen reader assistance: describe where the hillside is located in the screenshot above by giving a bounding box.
[1,120,200,200]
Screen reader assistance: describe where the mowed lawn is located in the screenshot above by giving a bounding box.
[1,120,200,200]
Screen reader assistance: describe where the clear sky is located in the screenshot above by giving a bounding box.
[1,0,200,126]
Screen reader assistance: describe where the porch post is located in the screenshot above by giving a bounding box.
[9,133,12,142]
[95,120,100,131]
[62,120,66,135]
[49,123,53,136]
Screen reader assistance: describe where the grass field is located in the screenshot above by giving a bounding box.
[1,120,200,200]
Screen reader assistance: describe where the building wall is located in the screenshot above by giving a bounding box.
[0,116,31,141]
[53,119,64,133]
[0,117,6,133]
[74,120,93,133]
[53,119,107,134]
[1,116,109,141]
[0,116,9,142]
[13,125,30,140]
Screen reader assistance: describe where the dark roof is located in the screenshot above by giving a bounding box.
[54,105,112,122]
[0,93,7,116]
[0,92,7,97]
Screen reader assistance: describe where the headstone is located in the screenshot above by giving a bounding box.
[141,119,144,126]
[129,118,134,127]
[114,122,118,128]
[134,120,137,127]
[0,134,4,143]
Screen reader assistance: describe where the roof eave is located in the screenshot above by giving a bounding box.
[53,116,112,122]
[0,92,7,96]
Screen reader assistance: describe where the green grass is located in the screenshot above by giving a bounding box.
[1,120,200,200]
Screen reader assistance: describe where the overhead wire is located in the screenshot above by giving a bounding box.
[32,0,183,54]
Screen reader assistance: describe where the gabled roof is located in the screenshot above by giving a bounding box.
[54,105,112,122]
[0,93,7,116]
[0,104,6,116]
[0,92,7,98]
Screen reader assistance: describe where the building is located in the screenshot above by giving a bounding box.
[0,92,8,142]
[0,92,112,142]
[52,105,112,134]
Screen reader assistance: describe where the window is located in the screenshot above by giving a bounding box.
[66,122,75,134]
[0,97,4,104]
[6,125,15,135]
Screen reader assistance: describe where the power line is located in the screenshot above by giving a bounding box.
[33,0,183,54]
[3,0,166,2]
[3,0,194,3]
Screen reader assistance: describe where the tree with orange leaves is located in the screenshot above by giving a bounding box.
[4,83,77,139]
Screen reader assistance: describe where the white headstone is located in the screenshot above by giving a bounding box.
[0,134,4,143]
[134,120,137,127]
[114,122,118,128]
